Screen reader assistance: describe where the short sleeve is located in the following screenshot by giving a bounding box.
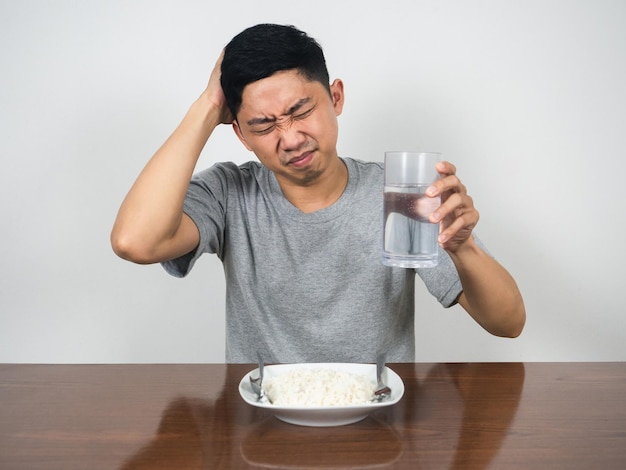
[161,163,235,277]
[416,234,491,308]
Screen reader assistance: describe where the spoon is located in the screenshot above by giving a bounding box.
[372,353,392,401]
[249,352,270,403]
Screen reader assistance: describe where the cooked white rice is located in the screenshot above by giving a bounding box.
[264,368,375,406]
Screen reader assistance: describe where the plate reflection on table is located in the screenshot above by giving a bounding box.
[240,414,402,468]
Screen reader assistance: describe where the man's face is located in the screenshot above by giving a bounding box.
[233,70,344,187]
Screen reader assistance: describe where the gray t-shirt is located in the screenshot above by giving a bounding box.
[163,157,463,363]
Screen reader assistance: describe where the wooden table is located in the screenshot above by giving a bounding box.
[1,362,625,469]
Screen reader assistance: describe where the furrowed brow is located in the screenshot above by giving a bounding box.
[246,116,276,127]
[246,98,312,127]
[286,98,311,115]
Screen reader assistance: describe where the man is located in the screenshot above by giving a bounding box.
[111,24,525,363]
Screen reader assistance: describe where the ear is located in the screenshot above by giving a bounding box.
[329,79,345,116]
[232,120,253,151]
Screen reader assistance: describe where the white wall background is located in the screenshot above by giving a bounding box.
[1,0,625,363]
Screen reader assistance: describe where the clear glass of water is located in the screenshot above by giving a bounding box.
[382,151,442,268]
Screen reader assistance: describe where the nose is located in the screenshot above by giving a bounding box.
[277,120,306,152]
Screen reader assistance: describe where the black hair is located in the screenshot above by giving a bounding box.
[221,24,330,117]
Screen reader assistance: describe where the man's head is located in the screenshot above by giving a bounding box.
[221,24,330,119]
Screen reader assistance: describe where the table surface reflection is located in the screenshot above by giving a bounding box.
[1,362,625,469]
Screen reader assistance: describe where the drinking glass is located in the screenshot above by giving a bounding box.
[382,151,441,268]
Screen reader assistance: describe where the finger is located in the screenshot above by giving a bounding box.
[427,174,465,199]
[438,211,478,245]
[426,161,459,197]
[438,217,465,245]
[436,160,456,176]
[429,191,464,223]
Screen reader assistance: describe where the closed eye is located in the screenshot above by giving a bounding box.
[293,107,314,120]
[252,124,276,136]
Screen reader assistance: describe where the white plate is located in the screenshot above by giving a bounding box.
[238,362,404,427]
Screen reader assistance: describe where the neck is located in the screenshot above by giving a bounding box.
[278,157,348,213]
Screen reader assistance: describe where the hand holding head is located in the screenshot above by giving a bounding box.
[203,50,234,125]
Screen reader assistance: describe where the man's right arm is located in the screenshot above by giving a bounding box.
[111,53,233,264]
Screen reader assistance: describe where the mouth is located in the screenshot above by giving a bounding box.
[287,150,315,168]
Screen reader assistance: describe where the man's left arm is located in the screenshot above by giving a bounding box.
[427,161,526,337]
